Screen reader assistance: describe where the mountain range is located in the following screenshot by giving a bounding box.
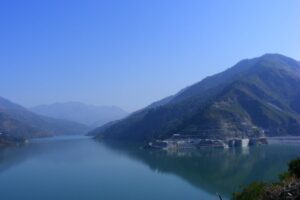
[30,102,128,128]
[0,97,88,138]
[90,54,300,142]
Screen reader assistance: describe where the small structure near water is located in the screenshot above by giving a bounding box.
[228,138,250,147]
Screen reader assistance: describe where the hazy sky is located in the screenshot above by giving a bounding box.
[0,0,299,111]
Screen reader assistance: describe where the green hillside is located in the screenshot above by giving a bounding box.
[91,54,300,142]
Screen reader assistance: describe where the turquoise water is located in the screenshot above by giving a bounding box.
[0,136,299,200]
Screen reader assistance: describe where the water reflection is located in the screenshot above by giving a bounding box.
[102,141,300,197]
[0,145,30,173]
[0,137,94,174]
[0,138,299,199]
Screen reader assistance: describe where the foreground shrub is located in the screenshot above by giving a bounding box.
[232,158,300,200]
[232,182,266,200]
[288,158,300,178]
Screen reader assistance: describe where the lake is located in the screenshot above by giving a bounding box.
[0,136,299,200]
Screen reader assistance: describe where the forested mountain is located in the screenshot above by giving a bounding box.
[0,97,88,138]
[91,54,300,141]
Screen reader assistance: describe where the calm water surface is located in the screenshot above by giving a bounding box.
[0,136,299,200]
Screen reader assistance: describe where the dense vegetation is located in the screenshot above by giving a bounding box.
[92,54,300,142]
[232,158,300,200]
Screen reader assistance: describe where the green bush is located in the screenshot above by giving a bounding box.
[232,182,266,200]
[278,171,291,181]
[288,158,300,178]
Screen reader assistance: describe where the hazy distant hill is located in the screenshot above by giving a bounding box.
[0,97,88,138]
[30,102,128,128]
[91,54,300,141]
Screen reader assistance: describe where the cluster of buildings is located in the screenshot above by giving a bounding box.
[147,134,268,150]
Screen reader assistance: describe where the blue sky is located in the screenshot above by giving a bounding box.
[0,0,299,111]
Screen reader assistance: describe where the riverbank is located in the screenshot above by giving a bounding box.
[267,136,300,145]
[0,133,27,147]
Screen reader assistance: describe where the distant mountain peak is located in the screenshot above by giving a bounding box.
[256,53,300,69]
[0,96,88,138]
[30,102,128,127]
